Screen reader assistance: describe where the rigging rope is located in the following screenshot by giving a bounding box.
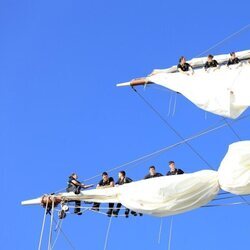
[79,113,249,184]
[196,23,250,57]
[168,216,174,250]
[104,217,113,250]
[167,92,173,117]
[158,218,163,244]
[172,92,177,116]
[52,217,76,250]
[51,219,63,250]
[132,86,215,170]
[83,118,225,183]
[48,198,55,250]
[202,201,250,207]
[38,197,49,250]
[223,117,242,141]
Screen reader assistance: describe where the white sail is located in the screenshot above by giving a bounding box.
[117,50,250,119]
[147,51,250,119]
[115,170,219,217]
[218,141,250,195]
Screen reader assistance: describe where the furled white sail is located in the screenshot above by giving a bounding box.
[148,50,250,119]
[218,141,250,195]
[116,170,219,217]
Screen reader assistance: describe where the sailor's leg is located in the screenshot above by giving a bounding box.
[91,202,100,211]
[107,203,114,217]
[74,200,82,215]
[125,208,130,218]
[113,203,122,217]
[131,210,137,216]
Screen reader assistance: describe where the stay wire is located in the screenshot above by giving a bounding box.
[202,201,250,208]
[52,217,76,250]
[223,117,242,141]
[83,116,226,183]
[168,217,174,250]
[51,113,250,195]
[38,198,49,250]
[51,219,63,250]
[131,86,214,170]
[195,23,250,57]
[70,113,249,186]
[104,217,113,250]
[132,88,250,206]
[158,218,163,244]
[48,198,55,250]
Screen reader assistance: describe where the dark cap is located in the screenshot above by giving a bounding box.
[169,161,175,164]
[102,172,108,176]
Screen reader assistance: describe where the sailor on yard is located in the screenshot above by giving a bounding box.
[113,171,141,218]
[204,54,219,71]
[177,56,194,75]
[66,173,93,215]
[91,172,115,217]
[227,52,241,67]
[166,161,184,176]
[144,166,163,179]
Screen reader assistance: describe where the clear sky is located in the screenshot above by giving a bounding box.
[1,0,250,249]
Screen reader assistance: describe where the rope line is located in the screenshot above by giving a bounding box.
[48,198,55,250]
[158,218,163,244]
[167,92,173,117]
[202,201,250,207]
[168,216,174,250]
[84,116,229,182]
[196,23,250,57]
[132,86,215,170]
[38,198,49,250]
[223,117,242,141]
[52,217,76,249]
[172,93,177,116]
[104,217,113,250]
[51,219,63,250]
[52,114,250,191]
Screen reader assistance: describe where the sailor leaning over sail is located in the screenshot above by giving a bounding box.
[66,173,93,215]
[91,172,115,217]
[112,171,142,218]
[177,56,194,75]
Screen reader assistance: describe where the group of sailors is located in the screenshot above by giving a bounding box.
[66,161,184,217]
[177,52,242,75]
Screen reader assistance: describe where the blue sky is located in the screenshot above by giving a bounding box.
[1,0,250,249]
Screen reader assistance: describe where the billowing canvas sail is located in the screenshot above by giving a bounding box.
[148,50,250,119]
[116,170,219,216]
[218,141,250,195]
[117,50,250,119]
